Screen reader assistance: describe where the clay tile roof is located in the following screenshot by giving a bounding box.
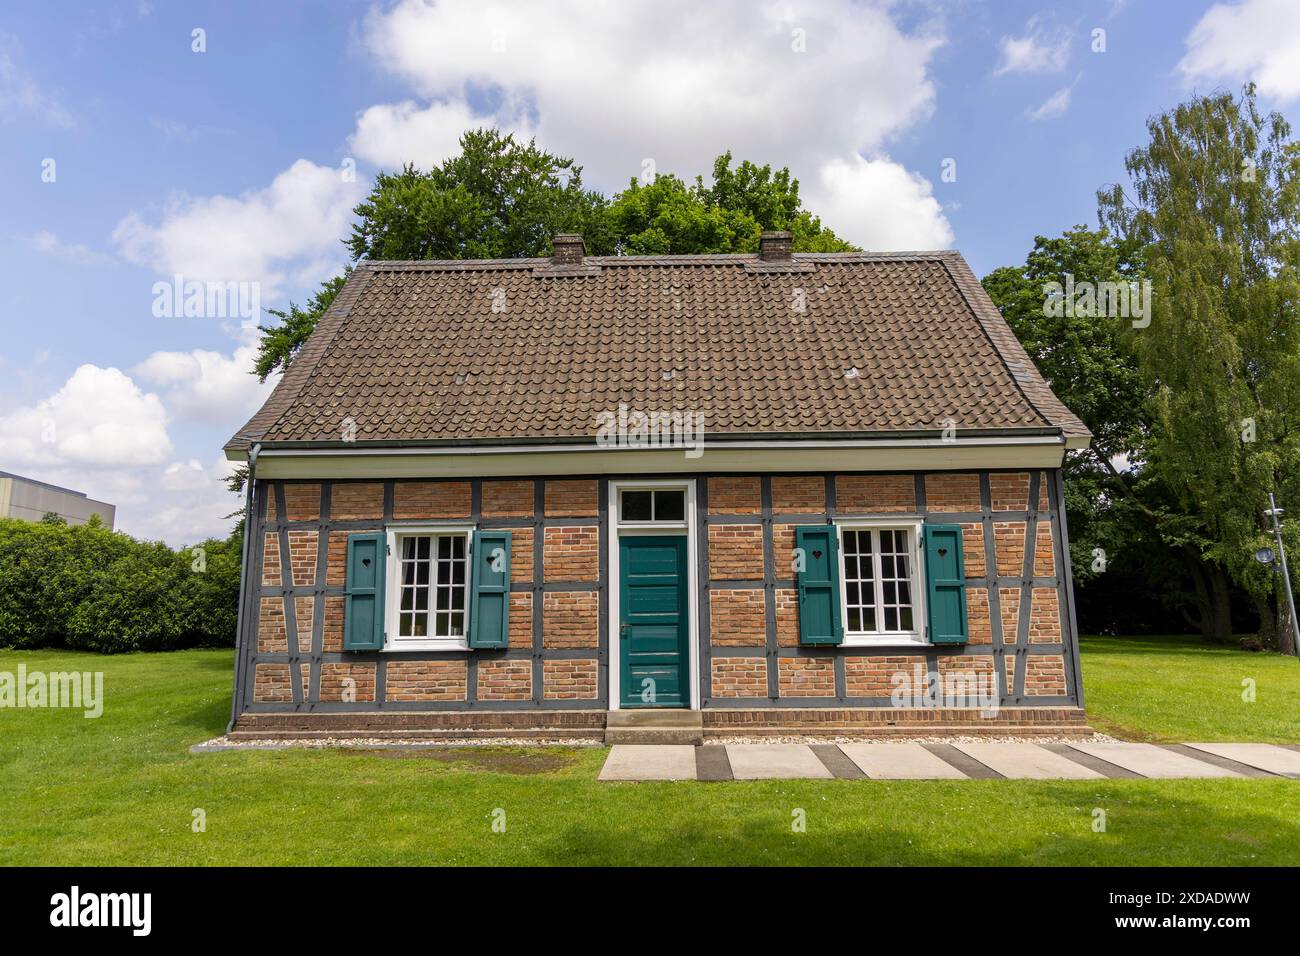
[225,249,1090,452]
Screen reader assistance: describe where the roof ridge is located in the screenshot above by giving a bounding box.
[224,264,375,452]
[361,250,959,271]
[939,253,1091,441]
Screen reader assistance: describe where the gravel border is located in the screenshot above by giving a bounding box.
[192,732,1116,752]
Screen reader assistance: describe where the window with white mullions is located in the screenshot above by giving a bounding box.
[396,533,468,639]
[841,527,916,635]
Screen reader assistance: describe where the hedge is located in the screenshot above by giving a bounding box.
[0,518,241,653]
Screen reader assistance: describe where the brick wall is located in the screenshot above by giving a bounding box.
[240,470,1078,717]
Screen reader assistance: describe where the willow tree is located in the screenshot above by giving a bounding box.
[1099,85,1300,651]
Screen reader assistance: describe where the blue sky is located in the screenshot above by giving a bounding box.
[1,0,1294,543]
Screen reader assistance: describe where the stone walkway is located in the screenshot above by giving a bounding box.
[597,741,1300,781]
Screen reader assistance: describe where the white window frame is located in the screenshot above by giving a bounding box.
[833,516,928,647]
[607,479,700,710]
[383,523,475,652]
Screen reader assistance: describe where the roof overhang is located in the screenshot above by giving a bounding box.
[231,433,1079,479]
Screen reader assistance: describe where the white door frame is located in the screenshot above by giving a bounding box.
[606,478,700,711]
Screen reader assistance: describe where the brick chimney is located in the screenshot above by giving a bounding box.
[551,233,586,265]
[758,230,793,262]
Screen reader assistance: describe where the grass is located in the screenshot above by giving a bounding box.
[0,637,1297,866]
[1080,634,1300,743]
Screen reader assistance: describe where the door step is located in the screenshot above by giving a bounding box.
[605,709,703,745]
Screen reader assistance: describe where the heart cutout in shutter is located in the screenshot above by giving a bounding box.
[812,549,823,559]
[938,548,948,557]
[362,558,371,568]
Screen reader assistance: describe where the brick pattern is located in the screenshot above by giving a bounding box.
[1025,655,1067,696]
[1000,587,1021,644]
[331,482,384,520]
[1034,521,1056,577]
[543,526,598,581]
[1004,654,1017,695]
[262,532,281,586]
[478,660,532,701]
[509,592,533,648]
[265,491,277,521]
[321,596,344,652]
[294,596,314,655]
[773,524,798,576]
[482,479,533,516]
[253,662,308,703]
[836,474,915,512]
[709,525,764,579]
[542,659,598,699]
[967,587,992,644]
[771,475,825,513]
[994,521,1027,576]
[778,657,835,697]
[542,591,598,647]
[1029,588,1062,643]
[775,588,799,646]
[961,522,985,578]
[385,660,467,701]
[511,526,534,583]
[989,472,1030,511]
[709,589,767,646]
[925,473,981,512]
[288,530,318,587]
[712,658,768,698]
[544,480,597,517]
[844,656,911,697]
[319,663,377,702]
[393,481,470,519]
[258,597,286,653]
[708,476,761,514]
[1038,473,1051,511]
[283,484,321,521]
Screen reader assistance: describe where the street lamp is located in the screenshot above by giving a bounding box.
[1262,493,1300,661]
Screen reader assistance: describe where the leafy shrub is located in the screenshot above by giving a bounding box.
[0,518,241,652]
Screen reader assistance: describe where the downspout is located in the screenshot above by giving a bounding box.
[225,443,260,734]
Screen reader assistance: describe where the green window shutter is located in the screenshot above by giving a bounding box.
[795,525,843,645]
[924,524,968,644]
[468,530,512,649]
[344,533,386,651]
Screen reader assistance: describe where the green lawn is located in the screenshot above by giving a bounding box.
[0,638,1297,866]
[1080,634,1300,743]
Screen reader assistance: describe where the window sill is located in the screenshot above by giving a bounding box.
[382,641,469,653]
[841,635,928,648]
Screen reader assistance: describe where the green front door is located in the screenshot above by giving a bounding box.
[619,534,690,708]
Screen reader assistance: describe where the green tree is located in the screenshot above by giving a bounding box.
[607,151,854,254]
[1099,85,1300,652]
[252,271,349,382]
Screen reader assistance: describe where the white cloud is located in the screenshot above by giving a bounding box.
[0,42,75,128]
[805,156,954,251]
[350,98,514,170]
[0,364,171,469]
[112,158,365,300]
[29,230,114,266]
[132,329,275,427]
[1026,84,1074,121]
[1179,0,1300,102]
[994,17,1072,76]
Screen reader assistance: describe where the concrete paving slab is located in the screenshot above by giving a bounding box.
[598,745,697,781]
[953,743,1104,779]
[1184,743,1300,777]
[1070,743,1242,778]
[725,744,834,780]
[839,743,968,779]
